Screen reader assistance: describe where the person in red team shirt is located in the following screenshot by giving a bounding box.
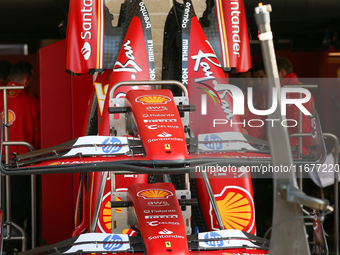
[277,57,314,156]
[1,60,40,155]
[0,60,40,234]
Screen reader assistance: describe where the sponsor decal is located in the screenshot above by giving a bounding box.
[182,2,191,28]
[80,0,94,61]
[139,2,151,29]
[103,234,123,251]
[144,119,177,123]
[192,40,221,83]
[148,234,184,241]
[113,40,142,80]
[97,188,127,233]
[142,114,175,117]
[102,137,123,153]
[182,39,189,61]
[147,137,183,143]
[158,132,172,138]
[230,1,241,58]
[145,215,178,219]
[148,201,169,206]
[203,134,223,150]
[94,82,109,116]
[145,125,179,130]
[81,42,91,60]
[2,110,16,125]
[204,232,224,247]
[149,67,156,80]
[147,221,180,227]
[48,160,106,166]
[137,189,173,199]
[144,209,176,213]
[210,186,255,232]
[182,68,188,85]
[198,81,234,121]
[98,192,114,233]
[146,106,168,111]
[8,90,20,97]
[136,95,171,104]
[159,228,173,234]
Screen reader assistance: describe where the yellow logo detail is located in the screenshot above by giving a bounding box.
[49,162,61,166]
[137,189,173,199]
[165,144,171,150]
[102,200,112,230]
[165,241,171,247]
[1,110,16,125]
[217,191,252,231]
[136,95,171,104]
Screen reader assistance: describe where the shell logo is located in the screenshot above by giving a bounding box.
[135,95,171,104]
[210,186,255,233]
[137,189,173,199]
[1,110,16,125]
[100,198,112,232]
[98,192,119,233]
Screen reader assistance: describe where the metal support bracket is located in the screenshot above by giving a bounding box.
[278,183,331,211]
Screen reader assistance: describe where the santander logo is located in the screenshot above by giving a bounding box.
[158,228,173,234]
[80,0,93,61]
[158,132,172,138]
[81,42,91,60]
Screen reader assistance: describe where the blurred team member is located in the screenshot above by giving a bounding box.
[0,60,12,85]
[1,60,40,154]
[277,57,314,155]
[234,69,263,139]
[251,62,268,111]
[0,60,40,232]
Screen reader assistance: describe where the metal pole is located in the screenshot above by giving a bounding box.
[31,174,36,248]
[91,171,108,232]
[201,171,224,230]
[1,86,33,251]
[254,4,310,255]
[323,133,339,255]
[298,93,303,189]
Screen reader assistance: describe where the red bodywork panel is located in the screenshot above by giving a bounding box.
[92,173,149,234]
[214,0,251,72]
[66,0,104,74]
[126,89,189,161]
[99,16,152,136]
[187,17,242,135]
[129,183,190,255]
[196,172,256,234]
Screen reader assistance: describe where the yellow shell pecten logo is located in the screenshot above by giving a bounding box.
[1,110,16,125]
[212,186,255,233]
[137,189,173,199]
[135,95,171,104]
[102,200,112,231]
